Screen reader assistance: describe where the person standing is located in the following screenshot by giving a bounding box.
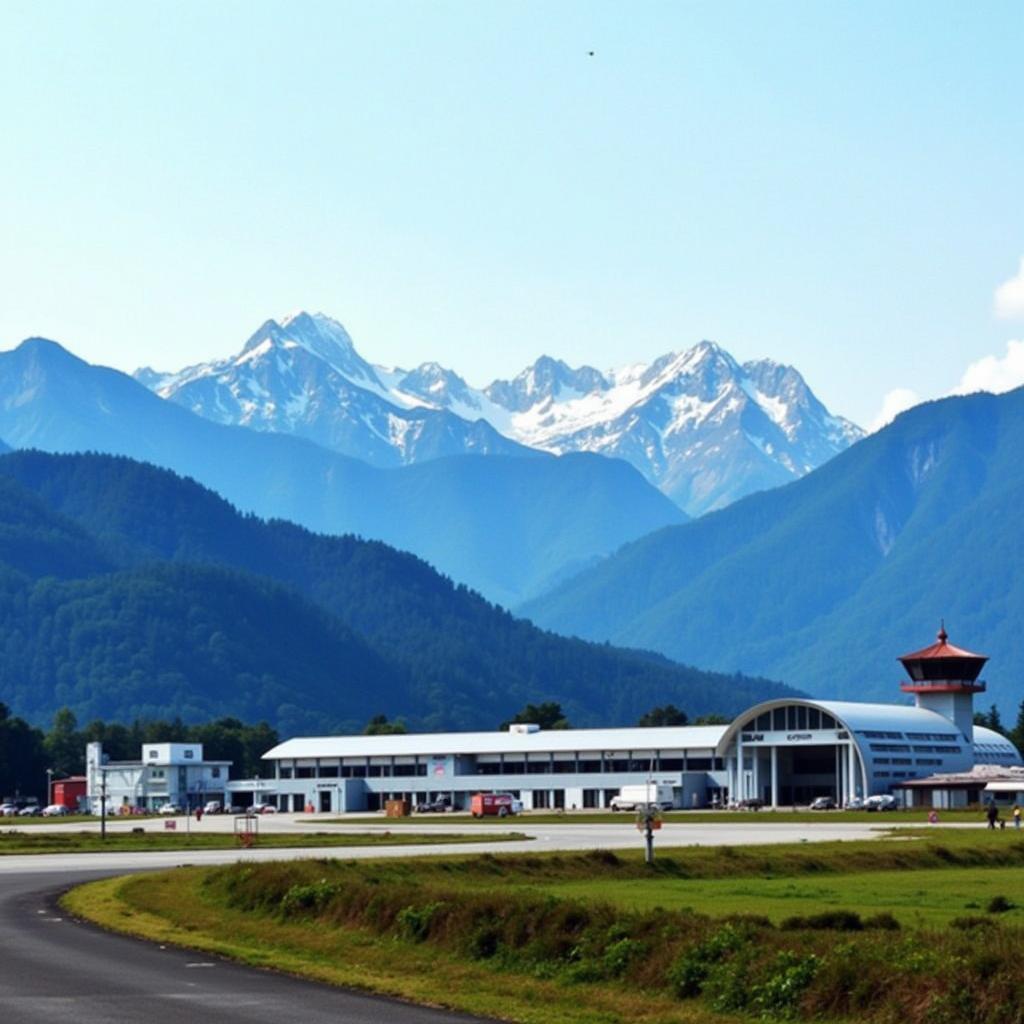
[1014,805,1021,830]
[987,801,999,830]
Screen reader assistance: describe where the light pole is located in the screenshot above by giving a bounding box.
[99,767,108,842]
[636,803,661,864]
[45,769,53,808]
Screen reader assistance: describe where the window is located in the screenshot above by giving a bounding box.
[279,767,293,779]
[578,758,601,773]
[319,765,339,778]
[148,750,158,759]
[773,708,786,731]
[296,767,315,779]
[808,708,821,730]
[211,767,221,778]
[184,750,194,759]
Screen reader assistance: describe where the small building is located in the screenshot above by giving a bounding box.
[85,742,232,813]
[894,765,1024,809]
[52,776,87,810]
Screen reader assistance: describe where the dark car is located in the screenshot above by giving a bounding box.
[415,797,453,813]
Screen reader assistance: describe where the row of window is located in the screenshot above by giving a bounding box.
[745,707,839,733]
[278,759,723,779]
[868,743,962,755]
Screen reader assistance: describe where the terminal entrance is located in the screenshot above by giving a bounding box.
[770,745,839,805]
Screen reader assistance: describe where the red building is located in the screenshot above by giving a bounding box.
[52,777,87,810]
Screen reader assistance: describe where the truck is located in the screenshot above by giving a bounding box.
[470,792,524,818]
[609,783,675,812]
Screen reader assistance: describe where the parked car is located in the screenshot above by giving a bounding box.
[41,804,69,816]
[736,798,765,810]
[864,794,898,812]
[414,797,453,813]
[844,797,864,810]
[251,802,277,814]
[809,796,836,810]
[202,801,223,815]
[0,803,18,817]
[17,805,42,816]
[157,802,183,815]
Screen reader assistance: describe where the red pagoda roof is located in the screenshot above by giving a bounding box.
[899,625,988,663]
[898,624,988,689]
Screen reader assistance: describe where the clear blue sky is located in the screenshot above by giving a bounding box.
[1,2,1021,425]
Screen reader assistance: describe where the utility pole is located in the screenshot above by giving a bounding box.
[100,768,107,842]
[45,768,53,808]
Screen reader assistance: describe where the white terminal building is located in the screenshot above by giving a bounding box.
[250,628,1021,813]
[85,742,232,812]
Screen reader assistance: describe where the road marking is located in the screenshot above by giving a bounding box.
[185,962,215,968]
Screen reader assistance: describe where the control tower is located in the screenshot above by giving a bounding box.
[899,624,987,741]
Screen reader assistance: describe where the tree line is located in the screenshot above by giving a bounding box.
[0,704,278,801]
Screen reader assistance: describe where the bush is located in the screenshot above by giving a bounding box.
[752,951,820,1019]
[863,912,901,931]
[987,895,1014,914]
[780,910,863,931]
[279,879,338,917]
[396,901,443,942]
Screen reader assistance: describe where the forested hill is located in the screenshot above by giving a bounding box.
[0,450,796,734]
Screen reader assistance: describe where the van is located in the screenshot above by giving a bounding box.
[470,793,523,818]
[609,784,675,811]
[203,800,223,814]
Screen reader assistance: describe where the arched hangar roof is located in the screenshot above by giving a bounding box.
[714,697,972,757]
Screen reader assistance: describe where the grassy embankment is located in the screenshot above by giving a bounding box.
[0,829,526,854]
[66,828,1024,1024]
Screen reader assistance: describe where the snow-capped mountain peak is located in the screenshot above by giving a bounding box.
[135,316,863,516]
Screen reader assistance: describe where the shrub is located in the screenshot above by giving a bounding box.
[987,895,1014,914]
[863,912,901,931]
[279,879,338,917]
[780,910,863,931]
[396,901,443,942]
[752,951,820,1019]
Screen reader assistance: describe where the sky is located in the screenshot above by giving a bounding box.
[1,2,1022,428]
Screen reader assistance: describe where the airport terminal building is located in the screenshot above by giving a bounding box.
[251,629,1022,813]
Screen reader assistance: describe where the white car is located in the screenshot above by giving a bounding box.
[0,803,18,817]
[41,804,69,816]
[202,801,223,815]
[157,802,183,815]
[864,794,898,812]
[251,802,277,814]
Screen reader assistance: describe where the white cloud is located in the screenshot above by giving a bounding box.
[994,257,1024,319]
[951,339,1024,396]
[869,387,921,433]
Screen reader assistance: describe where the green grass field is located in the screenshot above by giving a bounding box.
[0,828,526,854]
[64,828,1024,1024]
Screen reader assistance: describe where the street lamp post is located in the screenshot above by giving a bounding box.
[45,768,53,808]
[99,767,108,842]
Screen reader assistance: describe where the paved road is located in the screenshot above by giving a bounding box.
[0,868,486,1024]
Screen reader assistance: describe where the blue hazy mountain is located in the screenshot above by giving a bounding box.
[0,338,685,606]
[522,387,1024,710]
[0,450,796,732]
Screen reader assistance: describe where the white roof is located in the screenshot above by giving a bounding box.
[263,724,728,760]
[813,700,963,735]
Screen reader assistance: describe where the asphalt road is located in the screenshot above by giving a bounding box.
[0,868,487,1024]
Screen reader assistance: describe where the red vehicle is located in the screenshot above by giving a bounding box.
[470,793,523,818]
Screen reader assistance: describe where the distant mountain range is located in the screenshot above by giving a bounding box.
[522,387,1024,712]
[0,450,796,733]
[138,311,862,515]
[0,338,684,606]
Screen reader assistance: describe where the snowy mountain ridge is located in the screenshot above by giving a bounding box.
[137,311,863,515]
